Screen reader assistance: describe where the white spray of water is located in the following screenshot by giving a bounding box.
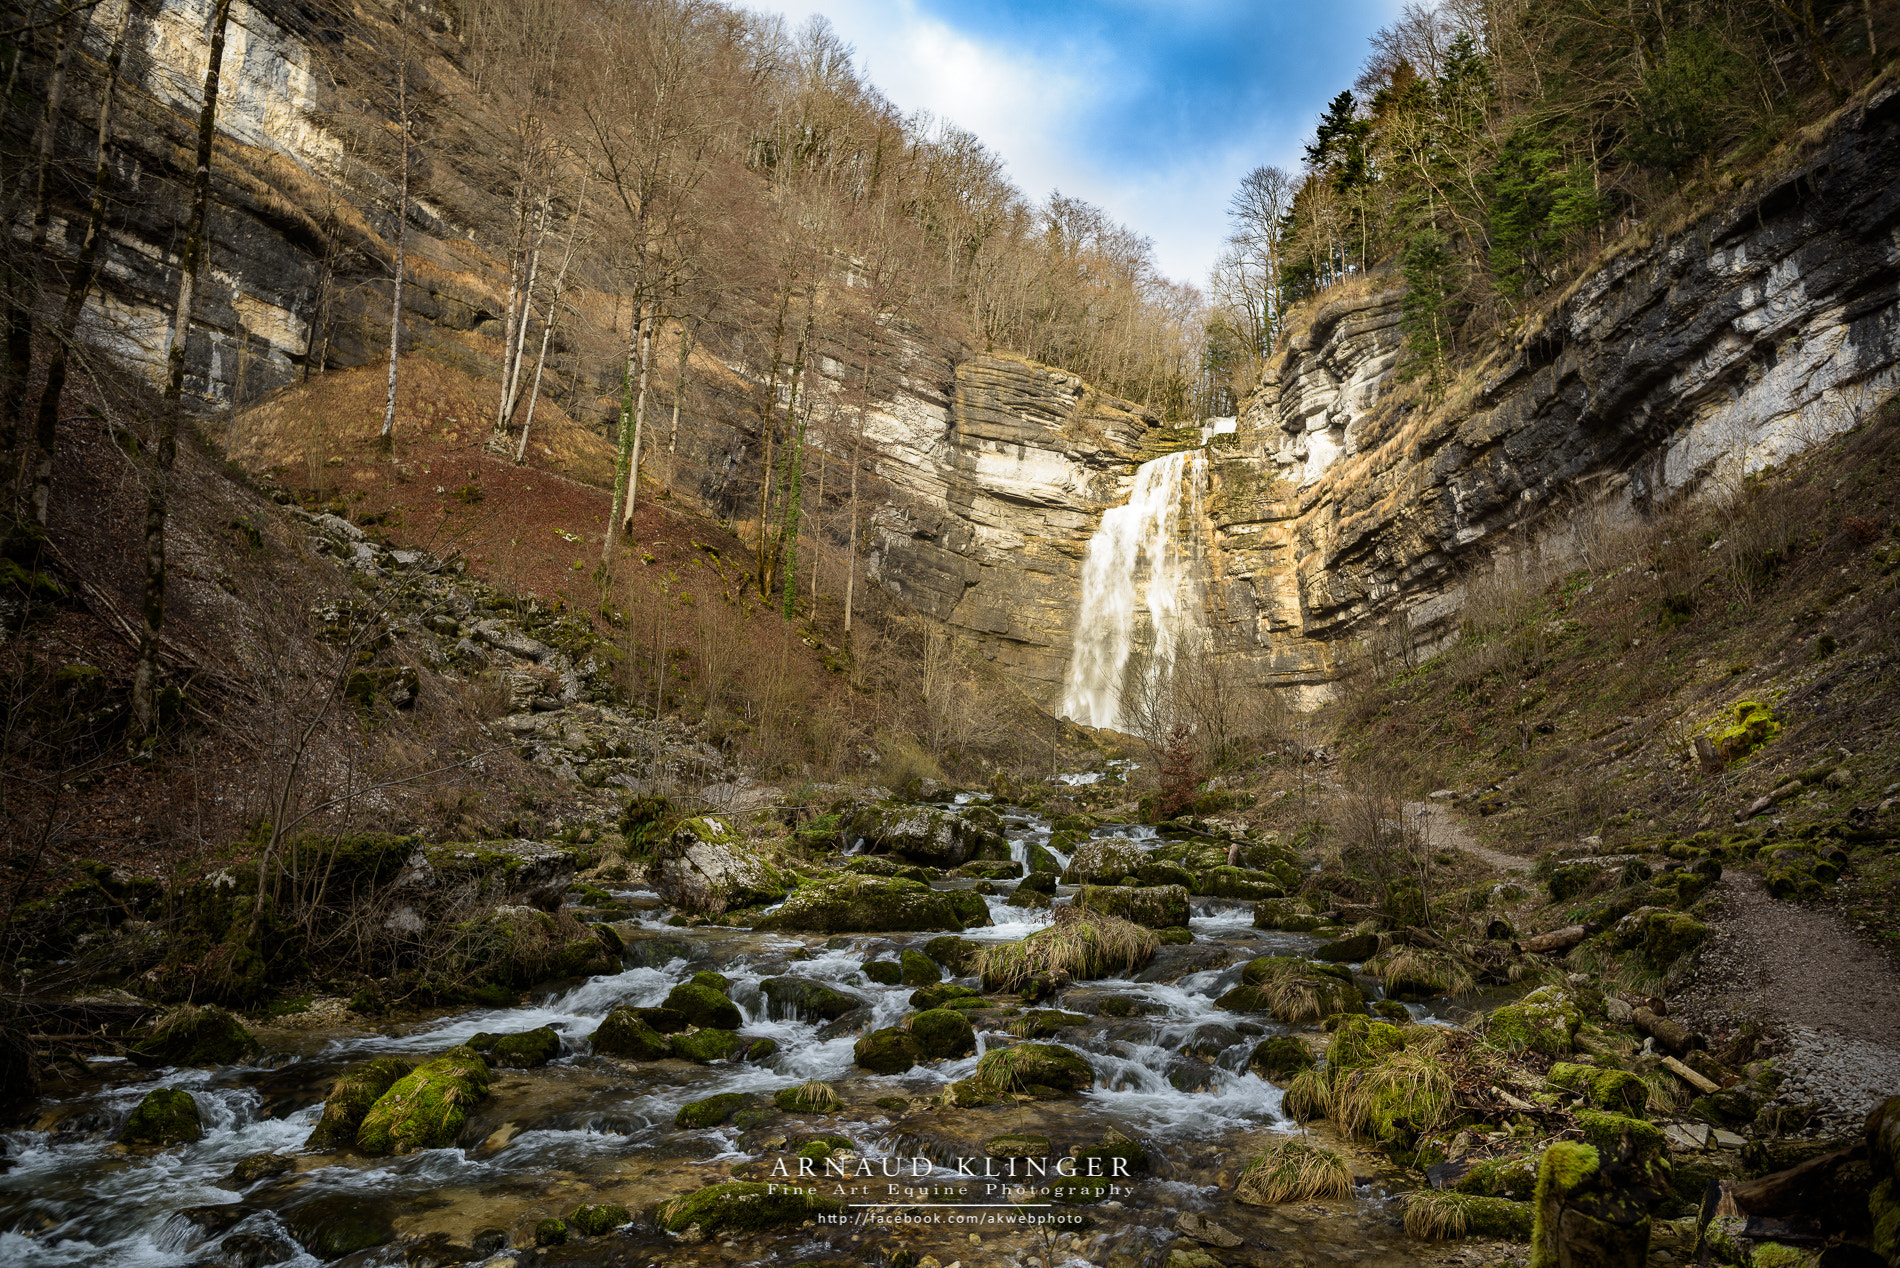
[1060,449,1208,731]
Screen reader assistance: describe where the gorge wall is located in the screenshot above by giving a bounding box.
[19,0,1900,720]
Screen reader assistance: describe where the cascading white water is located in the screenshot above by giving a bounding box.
[1060,449,1208,731]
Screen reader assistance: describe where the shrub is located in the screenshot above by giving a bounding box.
[1234,1140,1353,1205]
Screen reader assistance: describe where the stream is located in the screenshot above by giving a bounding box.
[0,806,1430,1268]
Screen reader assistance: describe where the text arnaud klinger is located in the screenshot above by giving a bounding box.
[767,1153,1133,1199]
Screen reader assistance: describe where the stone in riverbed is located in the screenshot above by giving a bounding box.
[663,981,742,1030]
[760,976,865,1022]
[855,1027,927,1073]
[354,1045,491,1155]
[1076,883,1190,928]
[118,1088,201,1145]
[675,1092,756,1128]
[653,1181,844,1236]
[467,1025,561,1068]
[750,875,990,934]
[908,1009,976,1059]
[670,1029,776,1064]
[128,1004,260,1067]
[567,1203,631,1236]
[591,1007,673,1059]
[651,818,789,917]
[306,1056,415,1150]
[284,1194,395,1259]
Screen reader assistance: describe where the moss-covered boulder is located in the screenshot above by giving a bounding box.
[453,905,616,986]
[774,1080,843,1113]
[1004,1009,1089,1039]
[663,981,742,1030]
[128,1004,260,1068]
[1548,1063,1648,1115]
[1487,987,1583,1057]
[760,977,864,1022]
[468,1026,562,1068]
[1216,957,1362,1023]
[1194,866,1284,899]
[1250,1034,1316,1082]
[910,982,982,1011]
[960,1043,1094,1098]
[306,1056,415,1150]
[567,1203,631,1237]
[284,1194,395,1260]
[1405,1191,1535,1240]
[861,959,903,985]
[900,949,941,986]
[751,874,989,934]
[671,1029,774,1064]
[591,1007,674,1059]
[675,1092,755,1128]
[1455,1155,1539,1200]
[848,805,1009,867]
[654,1181,844,1237]
[1309,933,1382,963]
[535,1217,568,1246]
[355,1045,492,1155]
[1253,898,1324,932]
[1062,838,1148,885]
[924,935,982,974]
[1326,1014,1410,1072]
[909,1009,976,1059]
[651,818,790,917]
[118,1088,202,1145]
[1077,883,1190,928]
[855,1027,926,1073]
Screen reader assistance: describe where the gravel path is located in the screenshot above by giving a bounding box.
[1406,802,1531,873]
[1677,872,1900,1122]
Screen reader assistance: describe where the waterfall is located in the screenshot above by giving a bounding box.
[1060,449,1208,731]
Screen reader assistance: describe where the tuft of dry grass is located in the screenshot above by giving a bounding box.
[975,906,1158,991]
[1403,1190,1469,1239]
[1233,1139,1355,1205]
[1281,1066,1333,1122]
[781,1079,842,1113]
[1331,1031,1454,1146]
[1363,946,1477,1001]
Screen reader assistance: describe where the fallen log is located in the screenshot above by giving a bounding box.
[1633,1007,1696,1056]
[1514,925,1587,954]
[1660,1055,1719,1094]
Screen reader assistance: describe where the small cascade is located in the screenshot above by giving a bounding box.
[1060,448,1210,731]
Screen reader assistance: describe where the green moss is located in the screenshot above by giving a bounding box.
[1454,1155,1538,1200]
[653,1182,844,1236]
[1004,1010,1090,1039]
[1250,1035,1316,1081]
[862,959,903,985]
[924,935,982,974]
[1547,1063,1647,1115]
[671,1029,773,1064]
[306,1056,414,1150]
[1216,956,1363,1023]
[591,1007,673,1059]
[1710,701,1780,762]
[1530,1142,1600,1268]
[355,1045,492,1155]
[534,1218,568,1246]
[774,1080,842,1113]
[1406,1191,1536,1240]
[663,982,742,1030]
[910,982,982,1011]
[128,1004,260,1067]
[1750,1243,1815,1268]
[1326,1015,1409,1071]
[900,949,941,987]
[854,1027,926,1073]
[964,1043,1094,1098]
[118,1088,201,1145]
[1077,883,1192,927]
[1576,1110,1666,1160]
[467,1025,561,1068]
[909,1009,976,1059]
[1487,987,1582,1056]
[752,874,985,933]
[675,1092,754,1128]
[567,1203,631,1237]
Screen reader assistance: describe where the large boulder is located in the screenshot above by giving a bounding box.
[855,1027,927,1073]
[909,1009,976,1059]
[1076,883,1190,928]
[453,906,616,986]
[355,1046,492,1155]
[306,1057,415,1149]
[591,1008,674,1059]
[961,1043,1094,1099]
[1062,838,1148,885]
[663,980,742,1030]
[651,819,789,917]
[118,1088,202,1145]
[389,839,577,916]
[752,875,990,934]
[847,806,1008,867]
[654,1182,843,1237]
[1214,957,1362,1023]
[128,1004,260,1067]
[759,977,865,1022]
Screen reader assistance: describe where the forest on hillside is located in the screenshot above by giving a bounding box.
[1203,0,1894,410]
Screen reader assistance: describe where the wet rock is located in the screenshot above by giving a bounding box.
[774,1080,842,1113]
[468,1025,562,1068]
[567,1202,631,1236]
[1176,1212,1243,1248]
[651,818,789,917]
[675,1092,756,1128]
[653,1181,844,1237]
[910,982,983,1010]
[306,1056,415,1150]
[285,1193,396,1259]
[672,1029,775,1064]
[1249,1034,1316,1081]
[924,935,983,974]
[752,875,988,934]
[1003,1009,1089,1039]
[1193,866,1284,899]
[1076,883,1190,928]
[862,959,904,985]
[1215,956,1361,1023]
[1062,838,1147,885]
[1309,933,1382,963]
[127,1004,260,1067]
[663,981,743,1030]
[1166,1248,1225,1268]
[855,1027,926,1073]
[228,1151,294,1185]
[217,1230,300,1268]
[848,805,1007,867]
[355,1045,492,1155]
[909,1009,977,1059]
[986,1133,1051,1157]
[591,1008,674,1059]
[959,1042,1094,1098]
[1486,986,1583,1056]
[632,1005,689,1033]
[118,1088,201,1145]
[760,977,865,1022]
[901,948,942,986]
[535,1217,568,1245]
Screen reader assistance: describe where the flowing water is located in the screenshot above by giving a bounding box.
[1060,451,1210,732]
[0,808,1426,1268]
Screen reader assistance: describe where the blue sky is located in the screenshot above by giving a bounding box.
[757,0,1403,285]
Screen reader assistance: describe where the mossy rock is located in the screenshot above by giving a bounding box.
[1326,1015,1409,1072]
[535,1218,568,1246]
[900,949,942,986]
[591,1007,674,1060]
[1409,1191,1534,1240]
[862,959,903,985]
[1576,1110,1666,1162]
[1250,1035,1315,1081]
[691,969,731,992]
[1006,1010,1090,1039]
[285,1194,396,1260]
[1310,933,1381,963]
[468,1025,562,1069]
[653,1181,844,1236]
[963,1042,1094,1098]
[663,982,742,1030]
[1640,910,1707,966]
[1454,1155,1538,1200]
[909,1009,976,1059]
[924,935,982,974]
[1711,701,1780,762]
[1253,898,1323,932]
[751,874,989,934]
[759,977,864,1022]
[128,1004,260,1068]
[1216,956,1362,1023]
[910,982,982,1011]
[1061,838,1148,885]
[355,1045,492,1155]
[855,1027,926,1073]
[1486,987,1582,1057]
[774,1081,842,1113]
[672,1029,774,1064]
[986,1133,1052,1158]
[229,1151,295,1185]
[567,1203,631,1237]
[1194,866,1284,900]
[306,1056,414,1150]
[675,1092,755,1129]
[1548,1062,1647,1115]
[118,1088,202,1145]
[1077,883,1190,928]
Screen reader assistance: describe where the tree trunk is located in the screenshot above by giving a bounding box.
[619,310,653,533]
[843,437,857,643]
[667,317,695,455]
[134,0,234,739]
[600,310,639,567]
[379,15,410,454]
[4,2,75,466]
[27,0,128,526]
[500,234,541,424]
[513,181,583,466]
